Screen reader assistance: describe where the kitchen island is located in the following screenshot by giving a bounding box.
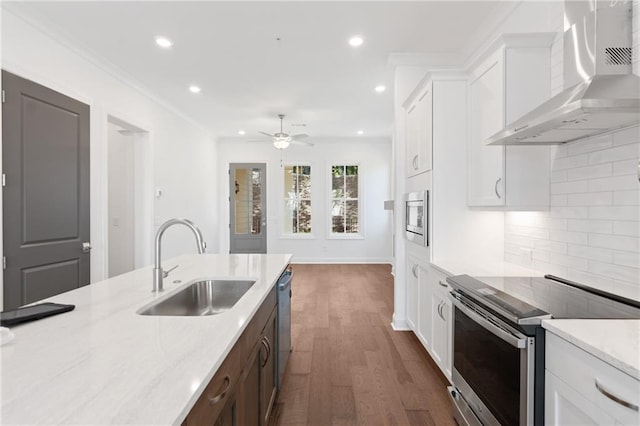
[0,253,291,425]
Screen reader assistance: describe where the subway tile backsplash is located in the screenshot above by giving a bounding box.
[505,126,640,301]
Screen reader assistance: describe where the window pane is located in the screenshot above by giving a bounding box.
[345,174,358,198]
[331,200,345,233]
[345,200,359,233]
[298,200,312,233]
[284,166,295,196]
[284,164,312,234]
[330,165,359,235]
[299,173,311,198]
[235,200,251,234]
[251,201,261,234]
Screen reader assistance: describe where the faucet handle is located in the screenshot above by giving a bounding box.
[163,264,179,278]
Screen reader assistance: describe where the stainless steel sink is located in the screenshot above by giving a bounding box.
[137,279,255,316]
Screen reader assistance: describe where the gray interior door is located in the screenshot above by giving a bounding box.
[229,163,266,253]
[2,70,90,309]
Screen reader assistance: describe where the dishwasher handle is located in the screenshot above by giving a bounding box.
[278,268,293,291]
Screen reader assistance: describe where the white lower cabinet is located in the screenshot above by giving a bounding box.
[417,265,432,348]
[545,331,640,426]
[407,261,452,381]
[406,256,420,331]
[430,290,451,378]
[546,371,616,425]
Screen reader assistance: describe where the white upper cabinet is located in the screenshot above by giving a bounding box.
[467,34,554,208]
[404,82,433,177]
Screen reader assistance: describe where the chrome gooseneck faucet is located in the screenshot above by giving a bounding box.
[153,218,206,292]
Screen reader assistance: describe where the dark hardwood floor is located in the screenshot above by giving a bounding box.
[271,264,455,426]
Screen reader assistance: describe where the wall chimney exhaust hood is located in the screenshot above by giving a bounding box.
[487,0,639,146]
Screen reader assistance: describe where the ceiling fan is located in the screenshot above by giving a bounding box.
[257,114,313,149]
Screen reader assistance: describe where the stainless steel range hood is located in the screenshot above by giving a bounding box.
[488,0,639,146]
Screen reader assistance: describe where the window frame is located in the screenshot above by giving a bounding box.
[327,162,364,240]
[280,162,315,239]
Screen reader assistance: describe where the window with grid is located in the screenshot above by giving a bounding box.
[283,165,312,234]
[330,165,360,235]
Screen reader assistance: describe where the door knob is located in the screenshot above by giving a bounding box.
[82,242,92,253]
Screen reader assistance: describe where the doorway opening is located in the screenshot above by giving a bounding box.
[106,115,152,277]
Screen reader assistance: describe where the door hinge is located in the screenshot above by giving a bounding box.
[2,256,6,270]
[1,90,5,104]
[1,173,5,187]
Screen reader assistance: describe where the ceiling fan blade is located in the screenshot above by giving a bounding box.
[290,133,309,139]
[258,131,274,137]
[290,139,314,146]
[245,139,271,143]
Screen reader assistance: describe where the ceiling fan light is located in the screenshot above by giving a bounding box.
[273,136,291,149]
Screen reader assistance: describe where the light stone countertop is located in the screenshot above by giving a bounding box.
[0,253,292,425]
[543,319,640,380]
[431,258,543,278]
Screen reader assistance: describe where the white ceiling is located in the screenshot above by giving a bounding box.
[5,1,513,140]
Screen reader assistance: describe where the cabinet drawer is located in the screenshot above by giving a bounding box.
[185,337,243,425]
[546,332,640,425]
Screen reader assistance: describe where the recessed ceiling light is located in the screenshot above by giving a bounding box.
[189,85,201,93]
[155,36,173,48]
[238,130,246,135]
[357,130,364,135]
[348,36,363,47]
[375,85,386,93]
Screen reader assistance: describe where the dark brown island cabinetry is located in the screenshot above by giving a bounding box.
[184,287,278,426]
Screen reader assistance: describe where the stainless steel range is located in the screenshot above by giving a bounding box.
[446,274,640,426]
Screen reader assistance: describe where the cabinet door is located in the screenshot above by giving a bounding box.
[236,344,261,426]
[430,291,447,368]
[214,399,236,426]
[406,258,419,331]
[406,101,420,176]
[468,52,505,206]
[417,264,432,348]
[545,371,616,425]
[260,309,277,425]
[418,86,433,173]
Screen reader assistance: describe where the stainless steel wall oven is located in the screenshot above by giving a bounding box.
[404,190,428,247]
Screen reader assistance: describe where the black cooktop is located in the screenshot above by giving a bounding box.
[447,274,640,324]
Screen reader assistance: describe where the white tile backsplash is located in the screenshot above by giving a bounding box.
[505,127,640,300]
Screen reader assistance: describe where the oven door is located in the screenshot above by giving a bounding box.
[449,291,535,426]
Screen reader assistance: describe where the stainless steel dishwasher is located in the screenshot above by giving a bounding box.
[276,267,292,390]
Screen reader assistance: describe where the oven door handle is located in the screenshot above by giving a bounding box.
[450,296,527,349]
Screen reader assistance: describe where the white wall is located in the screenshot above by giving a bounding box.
[217,138,393,263]
[0,9,219,306]
[107,122,135,277]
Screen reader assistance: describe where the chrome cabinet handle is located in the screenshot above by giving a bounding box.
[437,302,442,320]
[261,336,272,367]
[494,177,502,199]
[413,155,419,170]
[411,264,419,278]
[208,376,230,406]
[595,380,639,412]
[438,280,448,288]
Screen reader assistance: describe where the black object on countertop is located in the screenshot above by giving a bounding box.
[0,302,75,327]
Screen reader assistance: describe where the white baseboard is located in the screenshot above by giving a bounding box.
[390,314,410,331]
[290,257,393,264]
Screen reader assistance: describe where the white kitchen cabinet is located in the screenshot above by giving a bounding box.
[545,331,640,426]
[417,264,432,348]
[428,268,452,379]
[467,34,554,208]
[406,255,420,331]
[404,82,433,177]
